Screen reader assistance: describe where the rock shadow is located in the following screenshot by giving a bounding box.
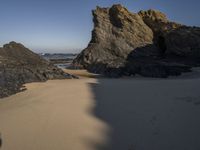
[88,78,200,150]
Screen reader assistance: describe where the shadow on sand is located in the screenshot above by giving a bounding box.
[88,78,200,150]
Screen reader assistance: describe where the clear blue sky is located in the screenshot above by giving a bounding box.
[0,0,200,53]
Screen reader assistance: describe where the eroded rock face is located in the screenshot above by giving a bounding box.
[0,41,74,98]
[74,4,154,73]
[138,9,200,58]
[138,9,181,35]
[74,4,200,77]
[165,26,200,57]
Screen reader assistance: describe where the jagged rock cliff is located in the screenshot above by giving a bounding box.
[0,42,74,98]
[74,4,200,77]
[74,5,154,72]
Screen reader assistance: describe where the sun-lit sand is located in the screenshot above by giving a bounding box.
[0,77,109,150]
[0,69,200,150]
[64,69,100,78]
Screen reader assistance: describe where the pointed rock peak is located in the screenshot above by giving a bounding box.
[95,4,124,10]
[94,4,130,15]
[109,4,132,16]
[110,4,126,10]
[94,5,108,13]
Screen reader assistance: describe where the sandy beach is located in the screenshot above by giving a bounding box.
[0,70,200,150]
[0,77,109,150]
[1,0,200,149]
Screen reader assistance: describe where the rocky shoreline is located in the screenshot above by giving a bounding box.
[73,4,200,77]
[1,4,200,98]
[0,42,75,98]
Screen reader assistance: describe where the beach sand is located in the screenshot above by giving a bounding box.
[0,69,200,150]
[64,69,100,78]
[0,77,109,150]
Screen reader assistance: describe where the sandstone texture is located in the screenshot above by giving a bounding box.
[74,4,200,77]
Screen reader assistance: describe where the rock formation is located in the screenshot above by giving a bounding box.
[74,5,153,72]
[0,41,74,98]
[73,4,200,77]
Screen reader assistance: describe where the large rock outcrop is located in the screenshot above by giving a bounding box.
[73,4,200,77]
[74,4,154,73]
[0,41,74,98]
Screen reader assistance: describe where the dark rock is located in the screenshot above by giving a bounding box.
[0,41,75,98]
[73,4,153,73]
[138,10,200,58]
[165,26,200,57]
[73,4,200,78]
[124,58,191,78]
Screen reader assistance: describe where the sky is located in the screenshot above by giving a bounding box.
[0,0,200,53]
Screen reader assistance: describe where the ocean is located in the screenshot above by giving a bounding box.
[39,53,77,69]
